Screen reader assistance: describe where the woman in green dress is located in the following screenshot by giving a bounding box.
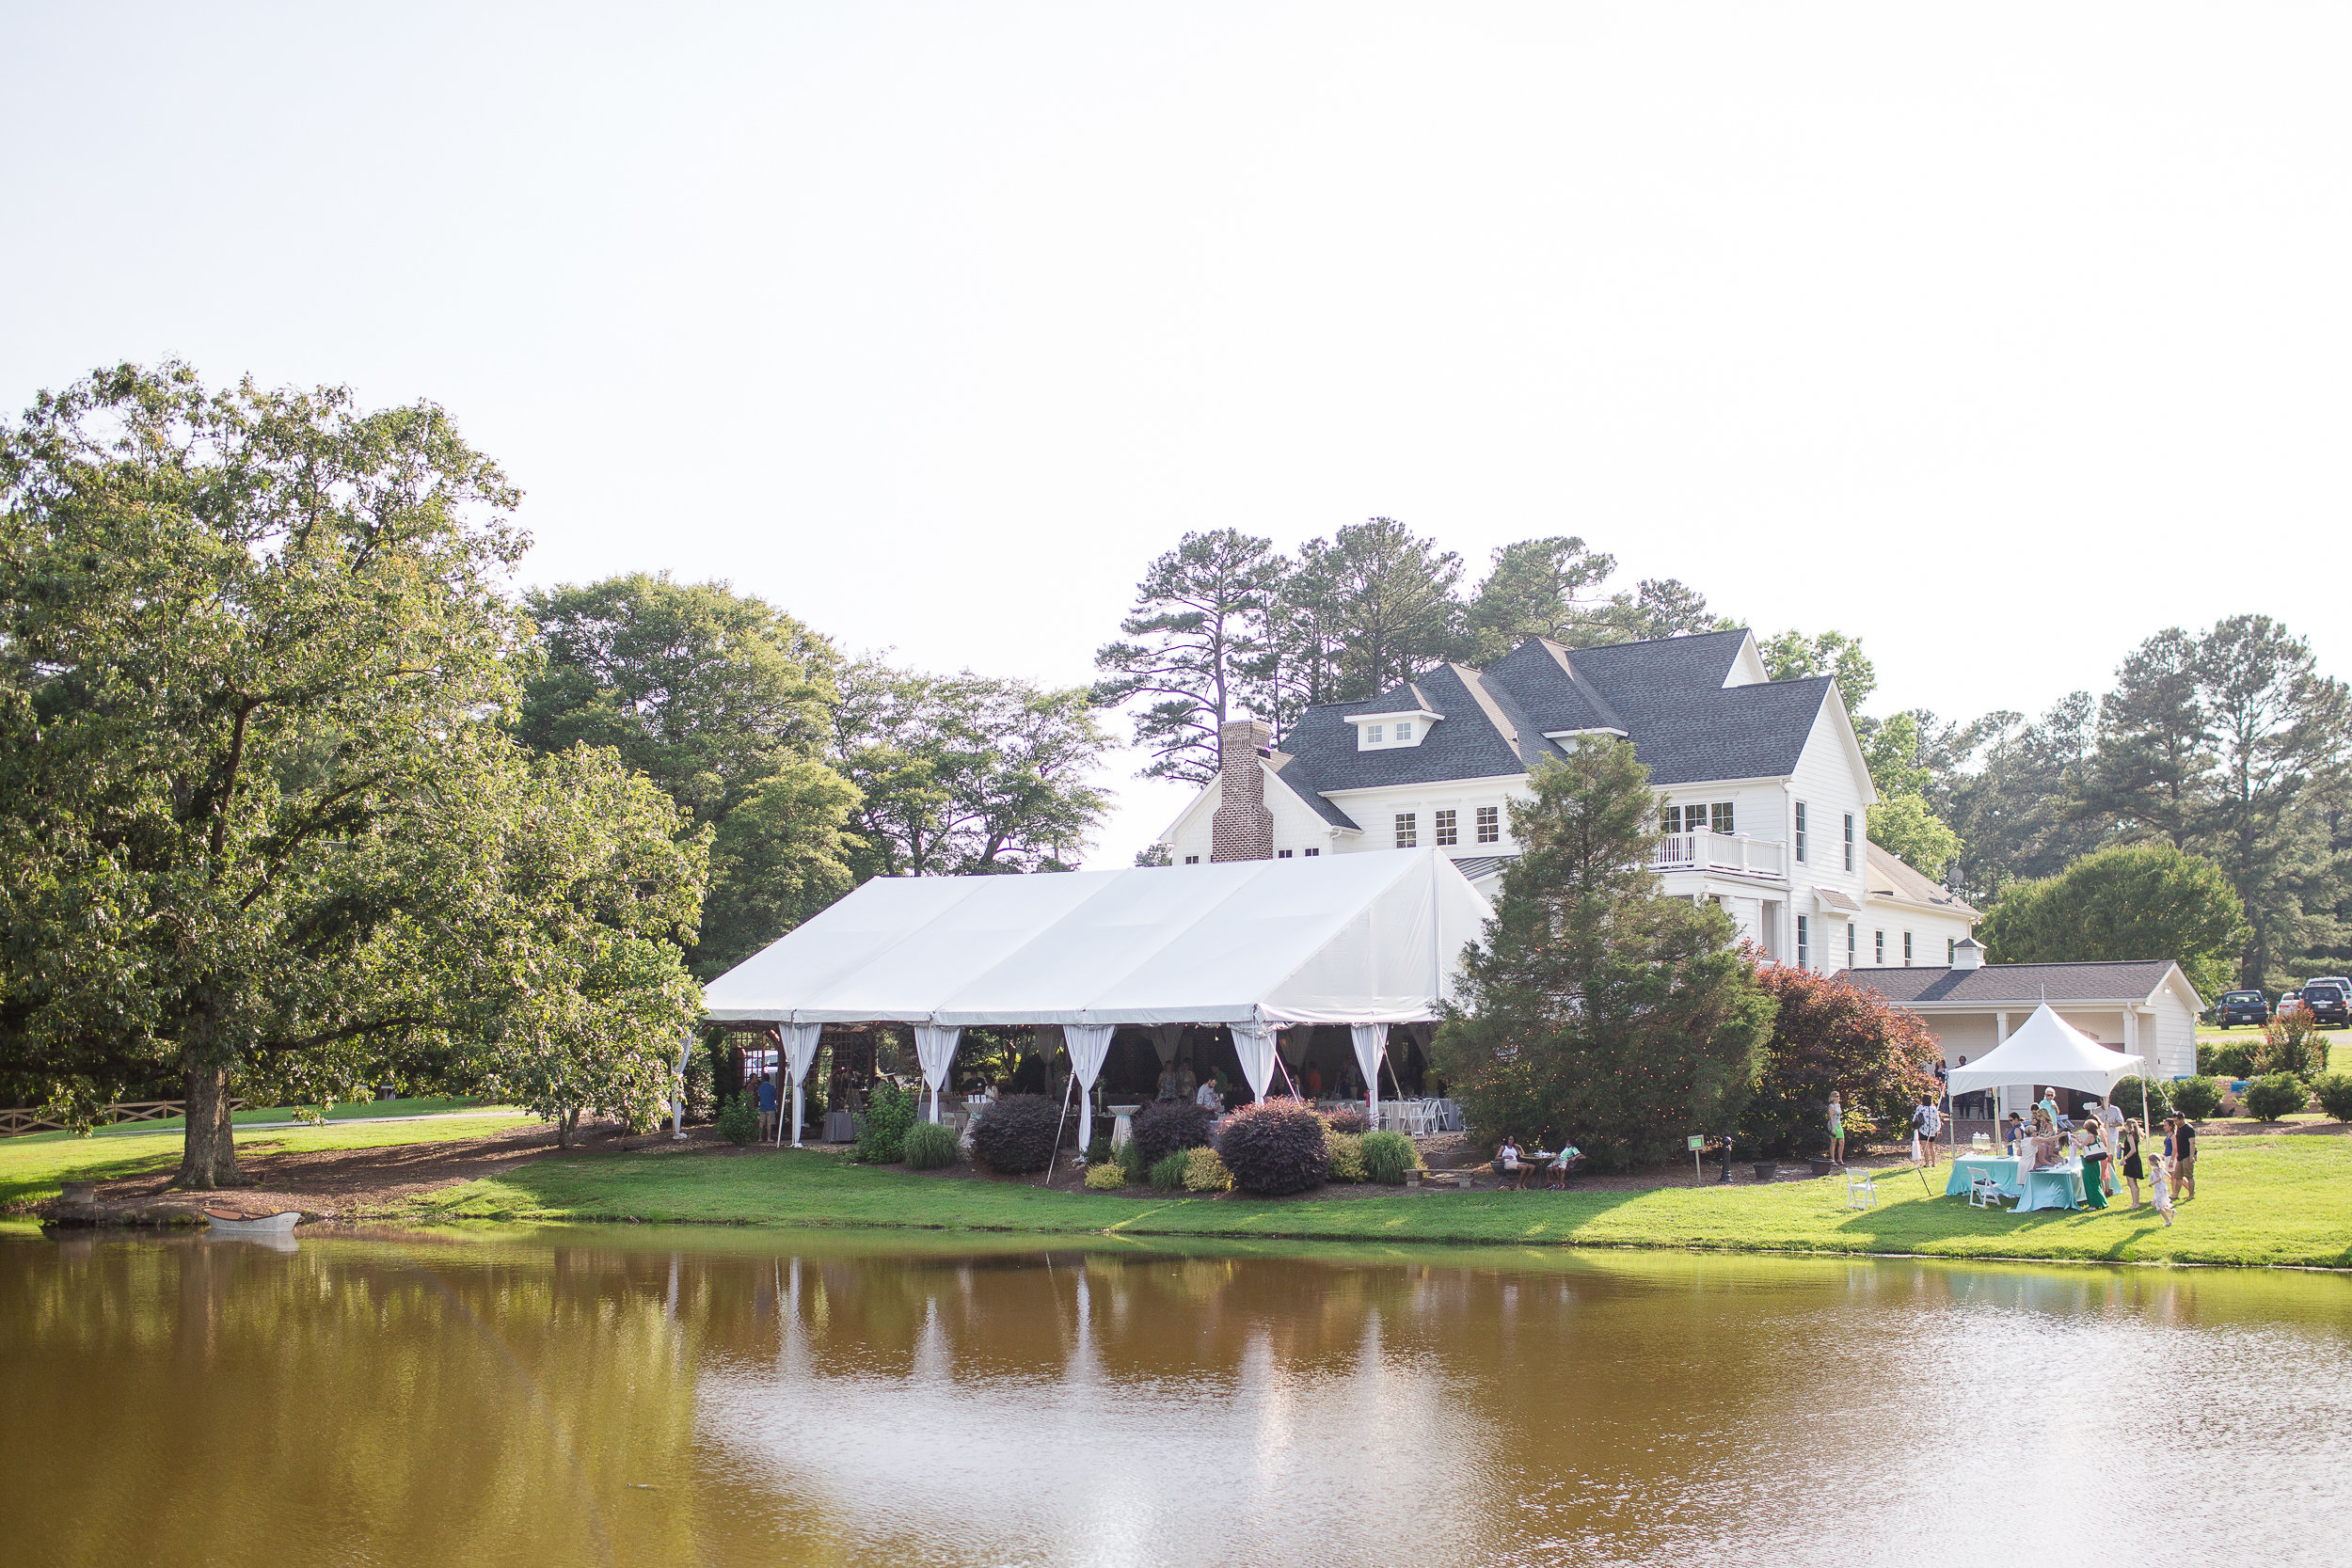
[2075,1123,2109,1209]
[1827,1092,1844,1165]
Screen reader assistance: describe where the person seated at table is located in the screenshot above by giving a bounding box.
[1546,1143,1583,1188]
[2028,1130,2066,1171]
[1194,1074,1222,1113]
[1495,1137,1526,1188]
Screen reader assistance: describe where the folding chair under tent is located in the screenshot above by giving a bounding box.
[698,847,1495,1152]
[1945,1003,2157,1153]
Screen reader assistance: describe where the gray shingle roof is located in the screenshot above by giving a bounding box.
[1276,628,1833,796]
[1844,961,2181,1007]
[1866,842,1979,917]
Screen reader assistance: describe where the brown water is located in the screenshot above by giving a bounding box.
[2,1227,2346,1567]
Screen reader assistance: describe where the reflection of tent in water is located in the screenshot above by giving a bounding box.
[699,847,1492,1150]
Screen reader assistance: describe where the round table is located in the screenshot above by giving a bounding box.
[1106,1103,1142,1149]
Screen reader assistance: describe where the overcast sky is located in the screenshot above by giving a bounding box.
[6,4,2345,865]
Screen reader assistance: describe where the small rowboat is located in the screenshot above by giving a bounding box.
[204,1210,301,1235]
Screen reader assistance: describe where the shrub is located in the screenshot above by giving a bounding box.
[1216,1100,1331,1196]
[1086,1133,1113,1166]
[1326,1132,1367,1182]
[901,1119,960,1170]
[1182,1146,1233,1193]
[2198,1039,2256,1079]
[2171,1076,2223,1120]
[854,1078,916,1164]
[1360,1129,1418,1184]
[2256,1010,2328,1077]
[970,1093,1063,1174]
[1084,1160,1129,1191]
[1118,1135,1148,1185]
[1323,1106,1368,1136]
[2241,1073,2308,1122]
[715,1095,759,1147]
[1149,1148,1192,1191]
[1734,966,1941,1159]
[1134,1101,1216,1166]
[2112,1077,2174,1127]
[2309,1071,2352,1122]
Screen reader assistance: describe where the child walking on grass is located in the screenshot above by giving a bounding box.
[2148,1154,2177,1227]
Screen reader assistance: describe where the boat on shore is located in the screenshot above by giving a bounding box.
[204,1211,301,1235]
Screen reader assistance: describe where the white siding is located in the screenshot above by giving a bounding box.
[1161,767,1343,865]
[2153,994,2197,1078]
[1861,903,1977,970]
[1785,702,1870,972]
[1319,779,1534,866]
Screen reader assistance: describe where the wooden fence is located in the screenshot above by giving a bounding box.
[0,1100,244,1138]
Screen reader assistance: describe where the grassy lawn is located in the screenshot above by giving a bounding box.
[408,1133,2352,1271]
[0,1111,533,1211]
[2195,1025,2349,1072]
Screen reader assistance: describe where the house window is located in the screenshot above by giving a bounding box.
[1797,914,1810,969]
[1476,806,1499,844]
[1794,802,1808,863]
[1875,929,1884,964]
[1435,809,1457,847]
[1184,856,1199,864]
[1303,847,1318,856]
[1365,723,1384,744]
[1903,930,1914,966]
[1395,721,1413,741]
[1394,813,1417,848]
[1847,923,1856,969]
[1277,849,1293,859]
[1711,802,1734,833]
[1843,814,1855,872]
[1947,936,1957,964]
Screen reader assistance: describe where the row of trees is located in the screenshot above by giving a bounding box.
[0,364,1113,1184]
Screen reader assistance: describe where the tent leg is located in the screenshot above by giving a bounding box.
[1041,1073,1075,1187]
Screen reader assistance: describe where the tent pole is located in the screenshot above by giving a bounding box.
[1041,1070,1075,1187]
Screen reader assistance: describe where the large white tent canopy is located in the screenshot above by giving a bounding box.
[1946,1004,2151,1098]
[701,847,1493,1029]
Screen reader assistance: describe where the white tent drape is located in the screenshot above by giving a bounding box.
[1149,1024,1184,1068]
[780,1022,824,1148]
[1350,1023,1388,1125]
[914,1024,961,1123]
[1064,1023,1115,1153]
[1232,1022,1280,1103]
[1278,1029,1311,1067]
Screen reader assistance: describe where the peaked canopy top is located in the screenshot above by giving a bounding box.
[1945,1004,2150,1097]
[699,847,1494,1028]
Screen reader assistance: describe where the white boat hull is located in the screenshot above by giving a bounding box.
[205,1211,301,1234]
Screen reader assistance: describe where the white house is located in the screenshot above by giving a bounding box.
[1846,945,2205,1118]
[1158,627,1978,973]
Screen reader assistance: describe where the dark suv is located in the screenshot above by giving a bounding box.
[2302,983,2351,1028]
[2215,990,2269,1027]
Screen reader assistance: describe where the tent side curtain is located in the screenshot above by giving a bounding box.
[699,848,1492,1028]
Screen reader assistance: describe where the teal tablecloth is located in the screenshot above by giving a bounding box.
[2016,1158,2088,1212]
[1947,1153,2025,1198]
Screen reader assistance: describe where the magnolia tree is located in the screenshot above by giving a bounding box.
[0,364,708,1185]
[1434,739,1777,1170]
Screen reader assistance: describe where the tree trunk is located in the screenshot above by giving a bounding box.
[557,1106,580,1148]
[174,1064,248,1190]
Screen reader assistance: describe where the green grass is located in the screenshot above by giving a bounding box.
[408,1134,2352,1271]
[0,1111,534,1211]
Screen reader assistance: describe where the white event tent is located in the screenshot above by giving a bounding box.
[1946,1003,2157,1144]
[700,847,1493,1151]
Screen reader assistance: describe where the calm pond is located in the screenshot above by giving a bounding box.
[2,1226,2345,1567]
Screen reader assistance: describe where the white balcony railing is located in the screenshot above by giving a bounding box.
[1653,830,1787,879]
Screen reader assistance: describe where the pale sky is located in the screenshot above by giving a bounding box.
[6,4,2345,865]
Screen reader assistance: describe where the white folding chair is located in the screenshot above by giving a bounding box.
[1967,1170,2009,1209]
[1846,1168,1878,1211]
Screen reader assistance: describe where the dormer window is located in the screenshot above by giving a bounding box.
[1348,707,1438,750]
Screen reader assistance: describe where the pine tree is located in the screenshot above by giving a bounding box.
[1434,739,1777,1170]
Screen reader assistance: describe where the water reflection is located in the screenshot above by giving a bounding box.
[0,1228,2344,1567]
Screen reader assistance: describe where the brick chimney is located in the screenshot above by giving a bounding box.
[1210,719,1274,862]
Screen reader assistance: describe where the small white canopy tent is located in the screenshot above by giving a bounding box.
[1946,1003,2157,1147]
[701,847,1493,1148]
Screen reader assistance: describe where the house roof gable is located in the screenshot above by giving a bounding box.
[1844,959,2188,1008]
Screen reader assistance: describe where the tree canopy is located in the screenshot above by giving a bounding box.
[1740,965,1940,1157]
[0,363,707,1185]
[1979,843,2250,1001]
[1434,739,1776,1169]
[1090,529,1284,784]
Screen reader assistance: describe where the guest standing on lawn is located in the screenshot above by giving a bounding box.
[2149,1152,2177,1226]
[2074,1121,2108,1209]
[2099,1099,2126,1194]
[2169,1117,2199,1203]
[1912,1095,1942,1167]
[1827,1093,1845,1166]
[2118,1118,2146,1209]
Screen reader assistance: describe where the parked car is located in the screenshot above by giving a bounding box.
[2276,990,2309,1020]
[2215,990,2269,1027]
[2301,982,2350,1028]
